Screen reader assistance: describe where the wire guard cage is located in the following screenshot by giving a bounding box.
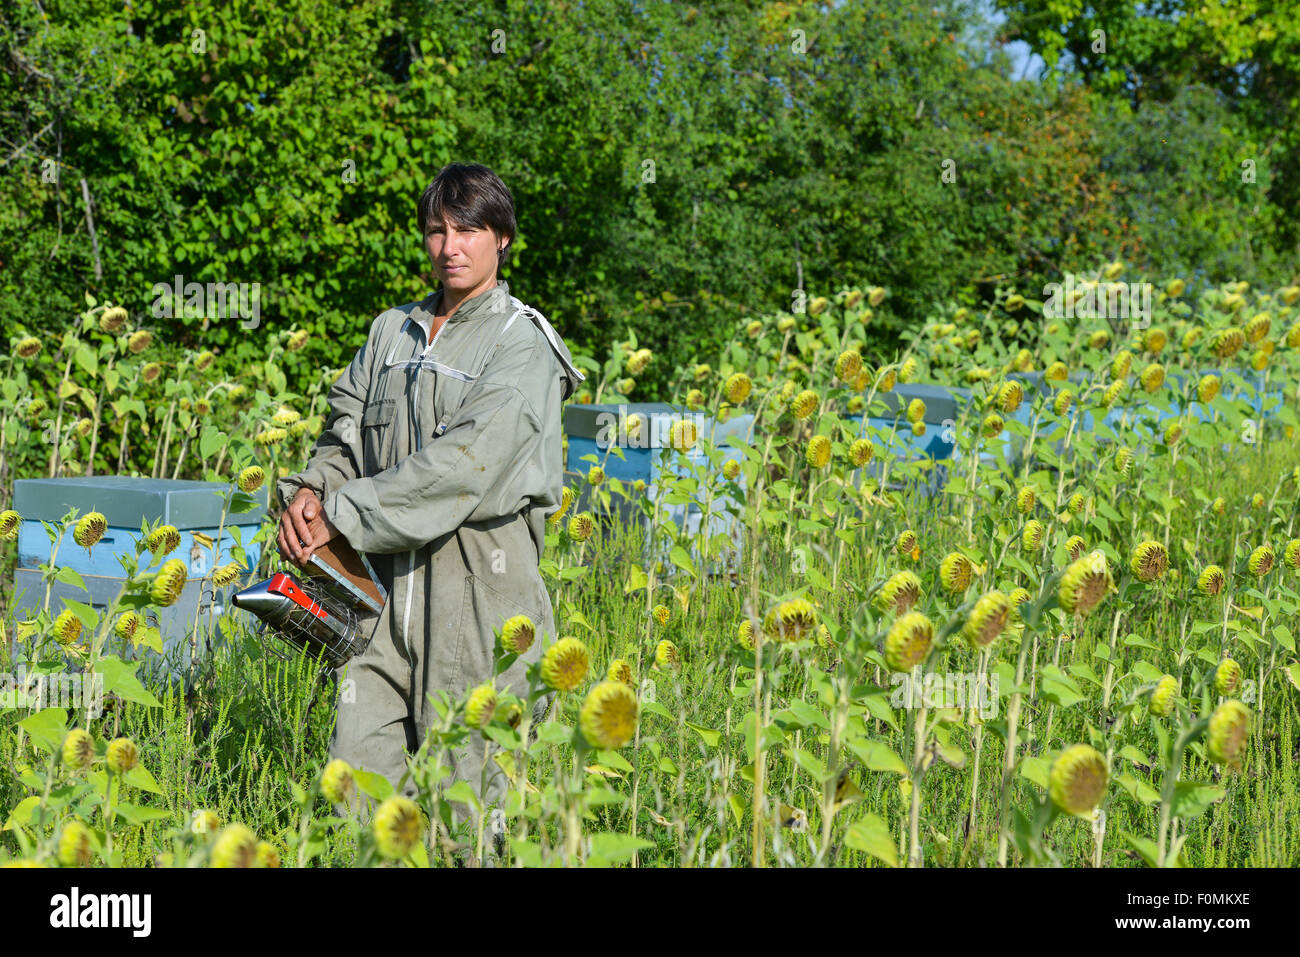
[231,571,371,671]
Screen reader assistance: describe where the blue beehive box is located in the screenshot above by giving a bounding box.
[846,383,962,498]
[562,403,752,576]
[8,477,268,675]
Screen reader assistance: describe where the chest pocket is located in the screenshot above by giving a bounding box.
[361,397,396,474]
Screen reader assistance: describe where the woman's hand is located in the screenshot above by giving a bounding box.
[277,487,339,564]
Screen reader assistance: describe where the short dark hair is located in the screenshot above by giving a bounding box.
[416,164,517,272]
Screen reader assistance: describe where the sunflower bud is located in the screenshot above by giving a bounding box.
[806,434,831,469]
[73,512,107,549]
[1130,540,1169,582]
[580,681,639,749]
[964,590,1011,649]
[61,729,94,772]
[568,513,594,542]
[499,615,535,655]
[939,552,973,593]
[15,336,42,359]
[237,466,265,493]
[58,820,94,866]
[875,571,922,615]
[1247,543,1274,577]
[835,350,864,382]
[884,611,934,672]
[762,598,818,642]
[115,611,144,642]
[146,524,181,556]
[1016,486,1036,514]
[607,658,636,685]
[1206,700,1250,768]
[1048,744,1109,817]
[464,683,498,729]
[541,637,590,691]
[0,509,21,541]
[1148,675,1178,717]
[106,738,139,774]
[151,558,188,607]
[792,390,820,420]
[1059,551,1113,618]
[53,609,82,646]
[127,330,152,354]
[212,563,242,588]
[1022,520,1045,551]
[1213,659,1242,696]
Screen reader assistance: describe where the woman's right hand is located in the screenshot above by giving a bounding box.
[277,486,325,565]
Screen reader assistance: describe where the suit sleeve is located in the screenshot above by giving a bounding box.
[323,333,554,554]
[275,320,376,511]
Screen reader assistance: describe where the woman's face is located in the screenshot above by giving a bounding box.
[424,215,503,298]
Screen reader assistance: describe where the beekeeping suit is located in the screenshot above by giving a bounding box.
[276,279,584,842]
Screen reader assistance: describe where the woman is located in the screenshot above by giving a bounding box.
[276,163,584,848]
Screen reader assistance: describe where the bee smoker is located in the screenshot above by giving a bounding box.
[231,571,372,670]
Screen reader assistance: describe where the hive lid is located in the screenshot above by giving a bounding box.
[12,477,267,529]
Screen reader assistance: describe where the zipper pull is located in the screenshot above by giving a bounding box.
[434,419,450,437]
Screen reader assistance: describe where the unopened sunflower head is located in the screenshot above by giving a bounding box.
[236,465,265,493]
[792,389,820,420]
[1247,543,1274,577]
[1130,540,1169,582]
[151,558,188,607]
[982,412,1005,438]
[875,570,922,615]
[724,372,752,404]
[61,729,94,772]
[1138,363,1165,393]
[1067,492,1087,515]
[254,427,287,446]
[1142,327,1167,354]
[654,638,680,670]
[1206,700,1251,768]
[884,611,934,672]
[127,330,152,354]
[1059,550,1114,618]
[1048,744,1109,817]
[1196,374,1220,404]
[568,512,595,543]
[58,820,94,867]
[1110,350,1133,381]
[547,486,574,526]
[868,286,887,307]
[499,615,535,655]
[1287,323,1300,349]
[1008,587,1032,618]
[607,658,635,686]
[807,297,829,317]
[685,388,706,410]
[1211,496,1226,516]
[1282,539,1300,570]
[626,348,653,376]
[1250,348,1269,371]
[1016,486,1036,514]
[286,329,310,352]
[1088,328,1111,349]
[939,552,973,593]
[1214,658,1242,696]
[652,604,671,627]
[1250,492,1265,510]
[1044,361,1069,384]
[541,637,590,691]
[1182,326,1204,350]
[616,376,636,395]
[1163,420,1185,446]
[1005,293,1026,312]
[1102,379,1126,410]
[896,529,918,558]
[15,336,42,359]
[762,597,818,642]
[964,590,1011,649]
[852,370,871,393]
[1114,445,1134,475]
[905,398,926,424]
[1165,277,1186,298]
[320,758,355,805]
[191,809,220,836]
[146,524,181,556]
[844,289,865,309]
[1196,564,1225,597]
[114,610,144,642]
[910,420,926,437]
[372,796,421,860]
[846,394,865,414]
[580,681,639,749]
[668,418,699,453]
[1245,312,1271,343]
[848,438,874,467]
[1064,535,1087,561]
[835,350,864,382]
[53,609,82,646]
[99,305,129,334]
[464,683,497,729]
[1053,389,1074,416]
[806,434,832,469]
[106,738,139,774]
[73,512,107,549]
[1148,675,1179,717]
[876,367,897,392]
[1022,520,1045,551]
[0,509,21,541]
[721,458,742,481]
[193,349,216,372]
[1210,326,1245,359]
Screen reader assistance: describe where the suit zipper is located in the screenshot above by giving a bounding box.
[402,313,450,656]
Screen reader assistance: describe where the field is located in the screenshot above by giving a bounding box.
[3,267,1300,867]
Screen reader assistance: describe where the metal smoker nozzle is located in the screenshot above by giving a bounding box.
[232,571,369,669]
[230,577,280,616]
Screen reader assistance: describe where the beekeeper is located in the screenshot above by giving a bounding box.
[274,163,584,844]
